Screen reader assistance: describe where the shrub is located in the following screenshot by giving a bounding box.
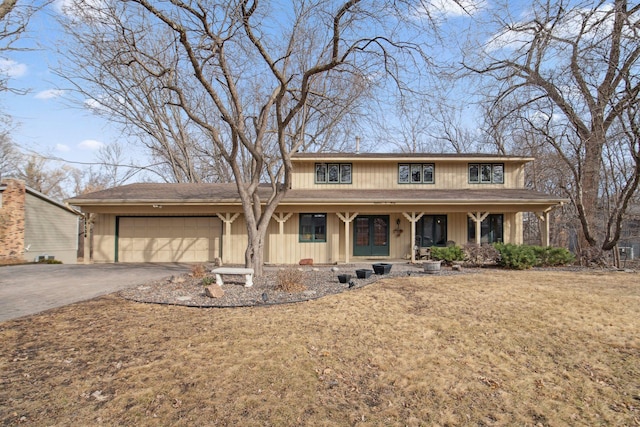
[275,268,307,293]
[201,276,216,286]
[191,263,207,278]
[533,246,575,267]
[38,258,62,264]
[430,246,465,264]
[494,243,537,270]
[463,243,500,267]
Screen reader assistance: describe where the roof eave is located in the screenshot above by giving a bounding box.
[291,156,535,163]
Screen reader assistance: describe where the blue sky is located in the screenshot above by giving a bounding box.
[1,2,126,166]
[0,0,535,171]
[0,0,496,167]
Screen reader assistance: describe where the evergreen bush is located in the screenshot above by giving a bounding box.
[430,246,465,264]
[494,243,537,269]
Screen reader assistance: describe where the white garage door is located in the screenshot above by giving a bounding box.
[118,217,222,263]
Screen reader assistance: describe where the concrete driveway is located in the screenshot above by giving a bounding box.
[0,263,191,322]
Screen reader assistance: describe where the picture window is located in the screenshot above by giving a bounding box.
[299,213,327,242]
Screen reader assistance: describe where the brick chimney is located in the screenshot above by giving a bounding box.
[0,179,26,262]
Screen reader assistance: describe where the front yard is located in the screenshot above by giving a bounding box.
[1,269,638,425]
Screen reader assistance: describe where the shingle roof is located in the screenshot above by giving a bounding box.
[291,152,534,162]
[66,182,566,207]
[67,183,263,204]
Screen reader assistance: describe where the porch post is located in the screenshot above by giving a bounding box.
[402,212,424,263]
[216,212,240,264]
[336,212,358,264]
[83,213,92,264]
[272,212,293,263]
[536,211,551,246]
[467,212,489,245]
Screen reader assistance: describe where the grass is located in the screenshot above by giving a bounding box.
[1,269,639,426]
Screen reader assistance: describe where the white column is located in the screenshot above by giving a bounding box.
[336,212,358,264]
[536,211,551,247]
[83,214,92,264]
[467,212,489,245]
[216,213,240,264]
[272,212,292,263]
[402,212,424,263]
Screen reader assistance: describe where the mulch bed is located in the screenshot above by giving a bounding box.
[119,262,472,308]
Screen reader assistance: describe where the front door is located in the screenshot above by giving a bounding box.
[354,215,389,256]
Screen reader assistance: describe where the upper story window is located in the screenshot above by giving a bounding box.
[315,163,352,184]
[398,163,435,184]
[468,163,504,184]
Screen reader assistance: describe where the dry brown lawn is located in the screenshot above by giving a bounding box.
[1,269,639,426]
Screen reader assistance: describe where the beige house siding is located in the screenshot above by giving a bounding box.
[68,154,565,265]
[266,213,341,264]
[259,209,524,264]
[89,208,526,265]
[92,213,116,262]
[291,159,527,190]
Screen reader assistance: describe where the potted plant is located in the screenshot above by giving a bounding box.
[356,269,373,279]
[372,263,392,275]
[423,260,441,274]
[337,274,351,283]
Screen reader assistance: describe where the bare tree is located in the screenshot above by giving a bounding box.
[465,0,640,263]
[0,0,50,93]
[0,125,19,178]
[57,0,434,274]
[14,154,75,200]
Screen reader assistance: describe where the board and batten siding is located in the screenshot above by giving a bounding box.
[92,213,117,263]
[24,193,79,264]
[90,209,523,265]
[291,160,526,190]
[263,210,524,264]
[265,213,342,264]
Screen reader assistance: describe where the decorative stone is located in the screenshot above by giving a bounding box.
[213,257,223,267]
[312,268,320,272]
[299,258,314,265]
[330,266,339,272]
[452,264,462,271]
[204,284,225,298]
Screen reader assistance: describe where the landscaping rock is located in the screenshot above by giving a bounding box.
[204,285,224,298]
[299,258,314,265]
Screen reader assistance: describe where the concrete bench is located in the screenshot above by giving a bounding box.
[212,267,254,287]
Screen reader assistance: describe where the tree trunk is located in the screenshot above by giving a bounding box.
[245,231,265,277]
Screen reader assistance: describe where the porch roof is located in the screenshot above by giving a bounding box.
[67,183,567,211]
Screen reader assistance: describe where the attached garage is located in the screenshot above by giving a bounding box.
[116,216,222,263]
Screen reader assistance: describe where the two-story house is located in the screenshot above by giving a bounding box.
[66,153,567,265]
